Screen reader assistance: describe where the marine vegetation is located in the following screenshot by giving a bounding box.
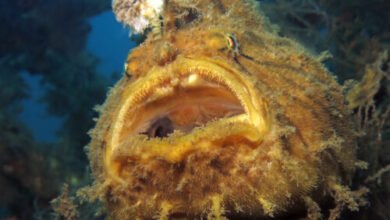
[79,0,375,219]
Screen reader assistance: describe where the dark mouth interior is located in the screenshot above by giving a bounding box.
[142,117,174,138]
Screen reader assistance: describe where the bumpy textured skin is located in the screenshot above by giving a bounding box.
[87,0,361,219]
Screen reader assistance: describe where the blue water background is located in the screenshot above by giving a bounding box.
[19,11,135,142]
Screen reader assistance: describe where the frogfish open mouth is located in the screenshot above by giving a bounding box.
[86,0,366,219]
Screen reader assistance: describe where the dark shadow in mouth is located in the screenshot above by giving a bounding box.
[144,117,174,138]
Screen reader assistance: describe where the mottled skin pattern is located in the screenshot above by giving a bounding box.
[86,0,365,219]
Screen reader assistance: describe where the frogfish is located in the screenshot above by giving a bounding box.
[85,0,367,219]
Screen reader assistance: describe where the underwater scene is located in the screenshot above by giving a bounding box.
[0,0,389,219]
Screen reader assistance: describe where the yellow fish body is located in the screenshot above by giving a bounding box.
[87,0,364,219]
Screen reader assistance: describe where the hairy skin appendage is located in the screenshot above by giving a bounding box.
[82,0,368,219]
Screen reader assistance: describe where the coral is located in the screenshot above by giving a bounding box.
[84,0,366,219]
[113,0,164,33]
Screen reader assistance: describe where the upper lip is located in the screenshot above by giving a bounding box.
[105,56,270,177]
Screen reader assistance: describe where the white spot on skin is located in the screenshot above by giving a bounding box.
[188,74,199,85]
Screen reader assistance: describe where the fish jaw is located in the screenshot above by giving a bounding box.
[105,56,271,179]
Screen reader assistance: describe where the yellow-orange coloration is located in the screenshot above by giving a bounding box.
[87,0,365,219]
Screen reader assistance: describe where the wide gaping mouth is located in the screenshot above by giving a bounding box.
[132,75,245,138]
[106,57,270,174]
